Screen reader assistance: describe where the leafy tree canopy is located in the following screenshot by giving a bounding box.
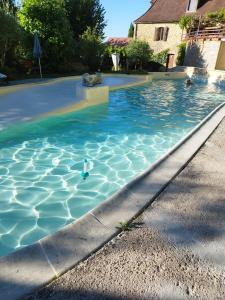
[0,8,20,67]
[18,0,75,69]
[0,0,17,14]
[65,0,106,39]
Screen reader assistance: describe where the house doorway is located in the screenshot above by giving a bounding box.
[166,53,175,70]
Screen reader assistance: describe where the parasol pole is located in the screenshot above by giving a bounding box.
[38,57,42,78]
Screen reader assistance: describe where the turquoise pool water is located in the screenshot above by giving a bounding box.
[0,79,224,256]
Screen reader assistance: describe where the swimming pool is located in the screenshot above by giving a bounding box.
[0,79,224,256]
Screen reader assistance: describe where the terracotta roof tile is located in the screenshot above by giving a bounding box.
[106,38,131,46]
[135,0,225,24]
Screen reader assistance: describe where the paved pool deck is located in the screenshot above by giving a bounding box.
[28,118,225,300]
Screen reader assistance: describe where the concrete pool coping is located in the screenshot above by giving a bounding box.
[0,96,225,299]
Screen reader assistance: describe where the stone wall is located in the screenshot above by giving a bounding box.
[135,23,183,62]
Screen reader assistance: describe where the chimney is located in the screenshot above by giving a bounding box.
[186,0,199,12]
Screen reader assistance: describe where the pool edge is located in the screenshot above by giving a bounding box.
[37,72,187,119]
[0,103,225,300]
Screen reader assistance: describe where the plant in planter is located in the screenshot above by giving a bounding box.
[206,8,225,27]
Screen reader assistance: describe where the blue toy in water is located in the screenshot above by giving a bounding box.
[81,159,89,180]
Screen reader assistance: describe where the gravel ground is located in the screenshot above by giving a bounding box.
[26,119,225,300]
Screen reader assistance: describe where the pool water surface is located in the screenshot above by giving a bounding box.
[0,79,224,256]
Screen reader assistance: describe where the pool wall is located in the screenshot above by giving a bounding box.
[0,100,225,300]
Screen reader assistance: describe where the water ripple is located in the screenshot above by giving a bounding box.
[0,79,224,256]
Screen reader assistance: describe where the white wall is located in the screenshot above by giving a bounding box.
[184,41,221,70]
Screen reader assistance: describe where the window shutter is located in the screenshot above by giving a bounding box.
[159,27,164,40]
[154,27,160,41]
[163,27,169,41]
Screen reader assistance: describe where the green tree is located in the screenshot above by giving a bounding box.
[126,39,153,70]
[18,0,75,71]
[79,27,104,71]
[65,0,106,39]
[128,23,134,38]
[0,0,17,14]
[0,8,21,67]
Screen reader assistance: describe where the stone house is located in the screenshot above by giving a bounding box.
[134,0,225,69]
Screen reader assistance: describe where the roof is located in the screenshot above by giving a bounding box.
[106,38,131,47]
[135,0,225,24]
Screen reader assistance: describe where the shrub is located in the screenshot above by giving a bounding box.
[152,49,169,65]
[179,15,195,30]
[206,8,225,25]
[126,39,153,70]
[102,44,127,71]
[176,42,186,66]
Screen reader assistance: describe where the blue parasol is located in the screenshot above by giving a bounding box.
[33,32,43,78]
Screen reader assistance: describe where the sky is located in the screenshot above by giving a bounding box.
[100,0,150,39]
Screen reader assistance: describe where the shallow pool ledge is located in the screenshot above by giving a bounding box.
[38,73,185,118]
[0,102,225,300]
[85,85,109,105]
[44,85,109,117]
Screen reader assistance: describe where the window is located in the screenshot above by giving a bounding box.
[187,0,198,12]
[154,27,169,41]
